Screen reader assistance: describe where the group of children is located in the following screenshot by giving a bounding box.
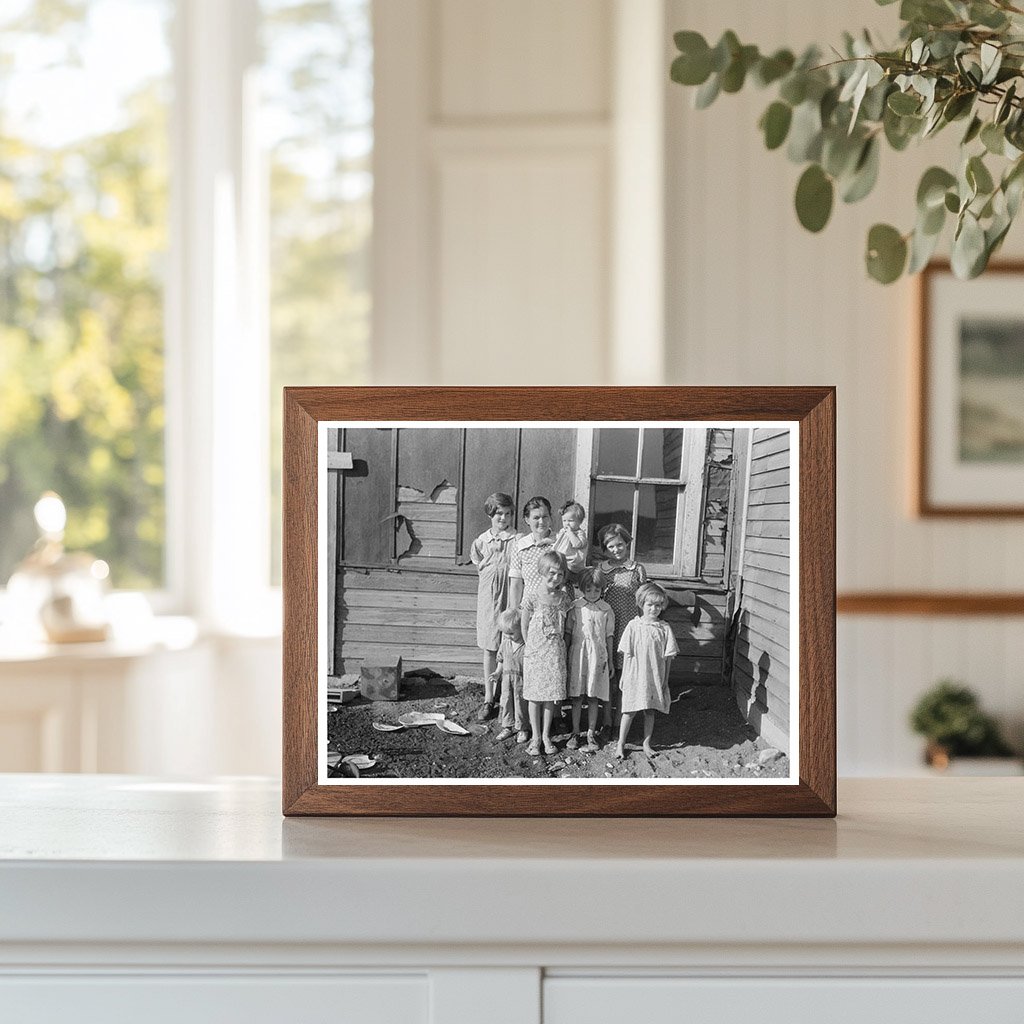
[469,493,680,760]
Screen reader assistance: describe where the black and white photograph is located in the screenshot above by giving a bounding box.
[319,421,797,784]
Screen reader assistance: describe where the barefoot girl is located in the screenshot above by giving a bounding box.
[566,567,615,752]
[597,523,647,733]
[490,608,528,743]
[615,582,679,759]
[521,550,573,756]
[469,492,517,721]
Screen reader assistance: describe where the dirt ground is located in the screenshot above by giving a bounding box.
[327,672,790,780]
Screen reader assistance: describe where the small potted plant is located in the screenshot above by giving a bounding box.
[910,680,1018,772]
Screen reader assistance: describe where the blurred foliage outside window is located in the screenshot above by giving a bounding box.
[0,0,171,589]
[263,0,372,582]
[0,0,372,594]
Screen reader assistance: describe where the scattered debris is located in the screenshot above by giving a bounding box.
[360,657,402,702]
[435,719,470,736]
[372,722,404,732]
[758,747,784,766]
[399,711,446,727]
[342,754,378,770]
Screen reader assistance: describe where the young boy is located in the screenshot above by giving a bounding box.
[489,608,528,742]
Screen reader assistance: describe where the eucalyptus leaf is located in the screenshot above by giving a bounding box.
[967,154,995,195]
[981,122,1005,155]
[888,90,921,115]
[980,42,1002,86]
[908,221,943,273]
[710,31,740,73]
[694,73,721,109]
[962,115,983,145]
[754,49,795,87]
[795,164,834,232]
[866,223,908,283]
[787,100,823,162]
[917,166,957,210]
[944,190,960,213]
[951,211,986,278]
[842,137,880,203]
[760,101,793,150]
[779,73,808,106]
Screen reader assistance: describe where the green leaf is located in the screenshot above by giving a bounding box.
[694,73,721,109]
[721,44,759,93]
[888,91,921,116]
[671,46,712,86]
[908,220,943,273]
[942,92,974,123]
[951,211,986,278]
[967,154,995,196]
[866,223,908,283]
[842,137,880,203]
[787,100,823,162]
[969,2,1009,29]
[962,116,983,145]
[753,49,794,87]
[884,106,922,150]
[672,32,713,86]
[779,74,807,106]
[995,82,1017,125]
[944,190,961,213]
[795,164,834,232]
[710,31,740,73]
[917,166,957,210]
[981,122,1005,155]
[760,101,792,150]
[822,128,863,178]
[980,41,1002,86]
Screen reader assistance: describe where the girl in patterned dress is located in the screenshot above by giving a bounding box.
[469,492,517,721]
[508,496,557,610]
[598,523,648,733]
[566,567,615,752]
[615,582,679,760]
[521,550,574,756]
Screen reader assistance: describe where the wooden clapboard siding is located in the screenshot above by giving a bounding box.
[518,428,577,509]
[338,567,480,675]
[731,426,792,753]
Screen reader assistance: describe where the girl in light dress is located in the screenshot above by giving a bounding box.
[489,608,528,744]
[615,582,679,760]
[566,567,615,753]
[520,549,574,756]
[469,492,517,721]
[597,523,648,734]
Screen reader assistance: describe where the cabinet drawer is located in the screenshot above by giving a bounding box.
[545,976,1024,1023]
[0,974,427,1023]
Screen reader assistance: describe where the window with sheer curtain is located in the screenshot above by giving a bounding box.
[0,0,371,613]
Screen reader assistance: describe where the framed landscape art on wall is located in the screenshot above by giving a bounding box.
[282,387,836,816]
[917,262,1024,517]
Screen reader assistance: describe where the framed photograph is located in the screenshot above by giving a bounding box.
[917,261,1024,516]
[283,387,835,816]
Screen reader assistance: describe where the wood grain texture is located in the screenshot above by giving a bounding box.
[282,386,836,817]
[837,592,1024,615]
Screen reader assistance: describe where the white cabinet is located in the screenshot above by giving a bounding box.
[1,777,1022,1022]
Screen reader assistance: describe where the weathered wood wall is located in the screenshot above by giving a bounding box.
[732,428,791,753]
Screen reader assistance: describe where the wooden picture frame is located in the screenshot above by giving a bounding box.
[283,387,836,817]
[916,261,1024,517]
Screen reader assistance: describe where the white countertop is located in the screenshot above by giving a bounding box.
[1,776,1022,953]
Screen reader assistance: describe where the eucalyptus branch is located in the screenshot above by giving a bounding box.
[670,0,1024,283]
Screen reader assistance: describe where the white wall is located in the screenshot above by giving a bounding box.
[665,0,1024,772]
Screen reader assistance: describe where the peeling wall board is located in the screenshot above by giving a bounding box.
[396,554,465,571]
[342,569,478,593]
[399,519,457,542]
[340,427,395,566]
[517,428,577,513]
[396,501,456,522]
[397,540,458,560]
[460,427,520,551]
[395,427,462,504]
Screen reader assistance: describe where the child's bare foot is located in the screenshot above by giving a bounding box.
[566,734,579,750]
[614,744,626,760]
[582,731,598,753]
[543,738,558,755]
[642,741,656,758]
[516,729,529,744]
[526,740,541,756]
[495,726,515,742]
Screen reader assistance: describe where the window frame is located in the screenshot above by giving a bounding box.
[585,426,707,579]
